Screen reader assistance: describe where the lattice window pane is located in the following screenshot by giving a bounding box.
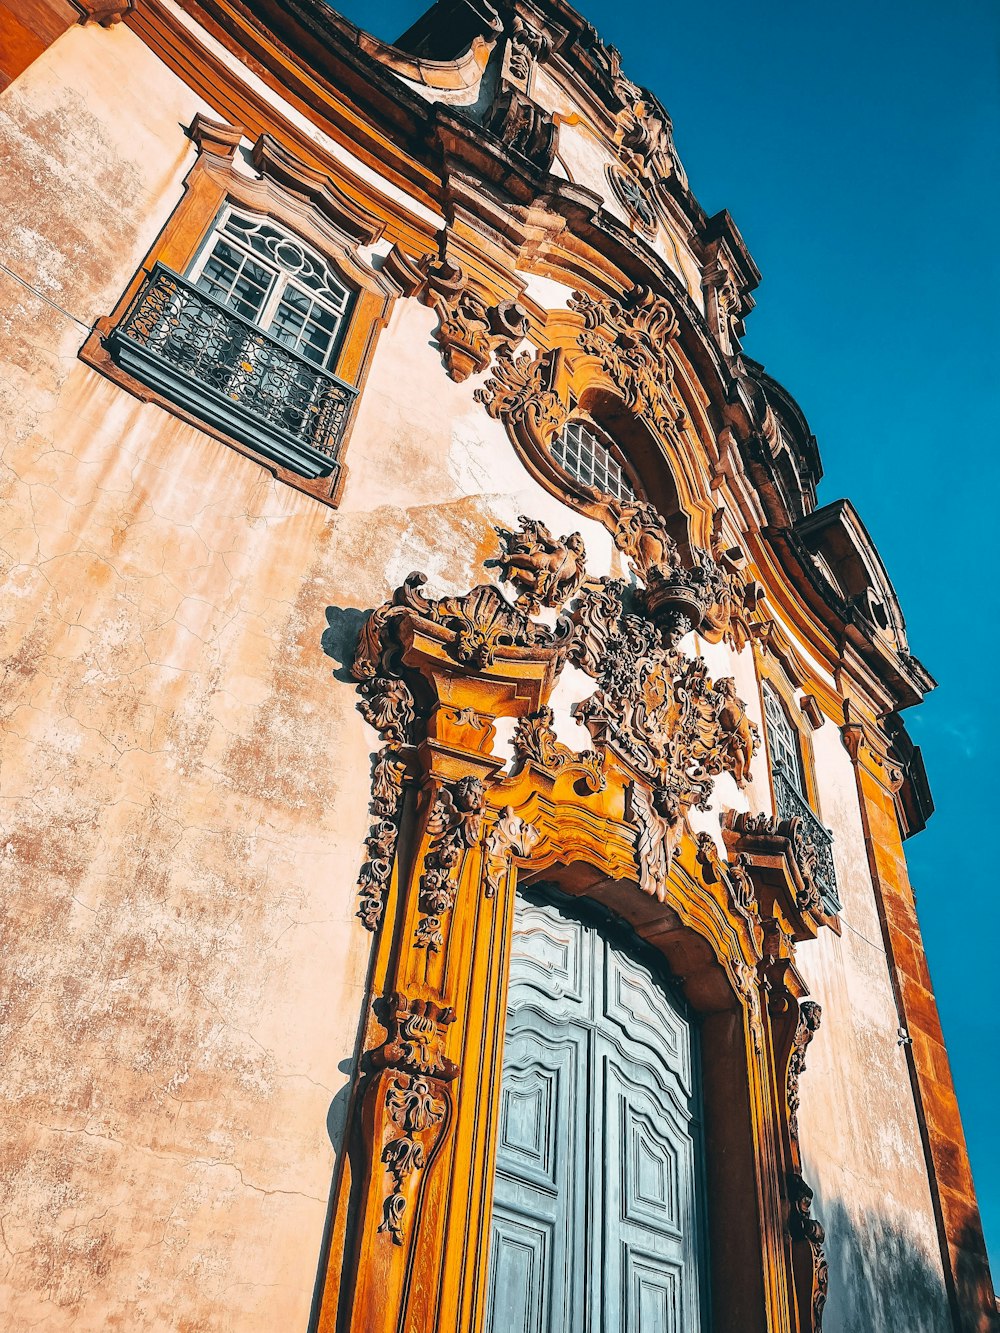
[189,207,352,371]
[552,420,635,501]
[762,682,804,795]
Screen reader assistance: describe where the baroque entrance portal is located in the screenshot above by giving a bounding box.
[486,888,704,1333]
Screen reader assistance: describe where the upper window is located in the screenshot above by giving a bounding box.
[762,681,804,795]
[189,208,352,368]
[107,206,358,483]
[552,418,636,501]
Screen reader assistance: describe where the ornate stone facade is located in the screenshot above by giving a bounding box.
[0,4,994,1333]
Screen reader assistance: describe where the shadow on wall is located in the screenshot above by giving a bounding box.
[816,1185,951,1332]
[321,605,372,683]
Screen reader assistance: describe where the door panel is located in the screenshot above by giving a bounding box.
[488,889,703,1333]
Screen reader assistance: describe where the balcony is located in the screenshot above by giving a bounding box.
[772,764,841,913]
[108,264,357,480]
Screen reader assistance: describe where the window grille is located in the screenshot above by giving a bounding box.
[107,208,357,480]
[762,681,804,795]
[551,419,636,501]
[189,208,352,369]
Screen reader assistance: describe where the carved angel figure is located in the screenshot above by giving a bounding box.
[715,677,758,786]
[493,516,587,614]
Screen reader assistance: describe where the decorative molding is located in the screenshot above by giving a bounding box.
[511,707,605,793]
[415,777,487,952]
[187,113,245,161]
[379,1073,448,1244]
[482,807,541,899]
[570,285,684,437]
[250,133,385,246]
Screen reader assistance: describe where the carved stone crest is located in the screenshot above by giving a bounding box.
[570,285,683,437]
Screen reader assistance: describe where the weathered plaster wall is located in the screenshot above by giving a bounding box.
[0,18,953,1333]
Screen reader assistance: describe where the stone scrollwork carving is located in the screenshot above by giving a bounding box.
[695,832,757,921]
[699,508,765,652]
[786,1000,828,1331]
[570,285,684,437]
[475,346,566,440]
[369,991,458,1246]
[415,777,487,952]
[482,806,541,899]
[493,516,587,614]
[512,706,606,792]
[604,498,678,582]
[628,780,670,900]
[379,1074,448,1244]
[504,15,550,89]
[428,262,529,383]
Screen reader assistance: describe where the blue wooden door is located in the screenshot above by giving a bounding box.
[486,889,703,1333]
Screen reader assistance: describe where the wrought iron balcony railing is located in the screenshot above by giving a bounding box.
[108,264,357,480]
[772,763,842,914]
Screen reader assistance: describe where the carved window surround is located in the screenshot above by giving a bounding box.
[319,516,833,1333]
[80,115,400,506]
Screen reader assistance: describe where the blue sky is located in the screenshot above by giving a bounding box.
[343,0,1000,1271]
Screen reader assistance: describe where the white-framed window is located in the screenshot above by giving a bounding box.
[188,206,352,368]
[762,681,804,795]
[551,418,636,501]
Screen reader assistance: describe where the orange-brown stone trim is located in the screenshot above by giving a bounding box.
[842,714,998,1332]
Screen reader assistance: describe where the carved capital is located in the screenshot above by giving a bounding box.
[370,992,458,1081]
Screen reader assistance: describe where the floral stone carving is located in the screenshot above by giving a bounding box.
[512,706,605,792]
[570,285,684,437]
[415,777,487,952]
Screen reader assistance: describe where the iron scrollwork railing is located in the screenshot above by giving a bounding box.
[108,264,357,480]
[773,764,841,913]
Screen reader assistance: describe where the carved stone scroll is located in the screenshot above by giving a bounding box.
[415,777,487,952]
[512,707,605,793]
[475,346,566,441]
[482,807,540,899]
[570,285,684,437]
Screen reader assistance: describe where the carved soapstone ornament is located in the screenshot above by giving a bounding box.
[415,777,487,952]
[492,516,587,614]
[786,1001,829,1331]
[482,14,556,171]
[570,284,684,438]
[512,706,605,793]
[351,511,764,928]
[475,346,566,439]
